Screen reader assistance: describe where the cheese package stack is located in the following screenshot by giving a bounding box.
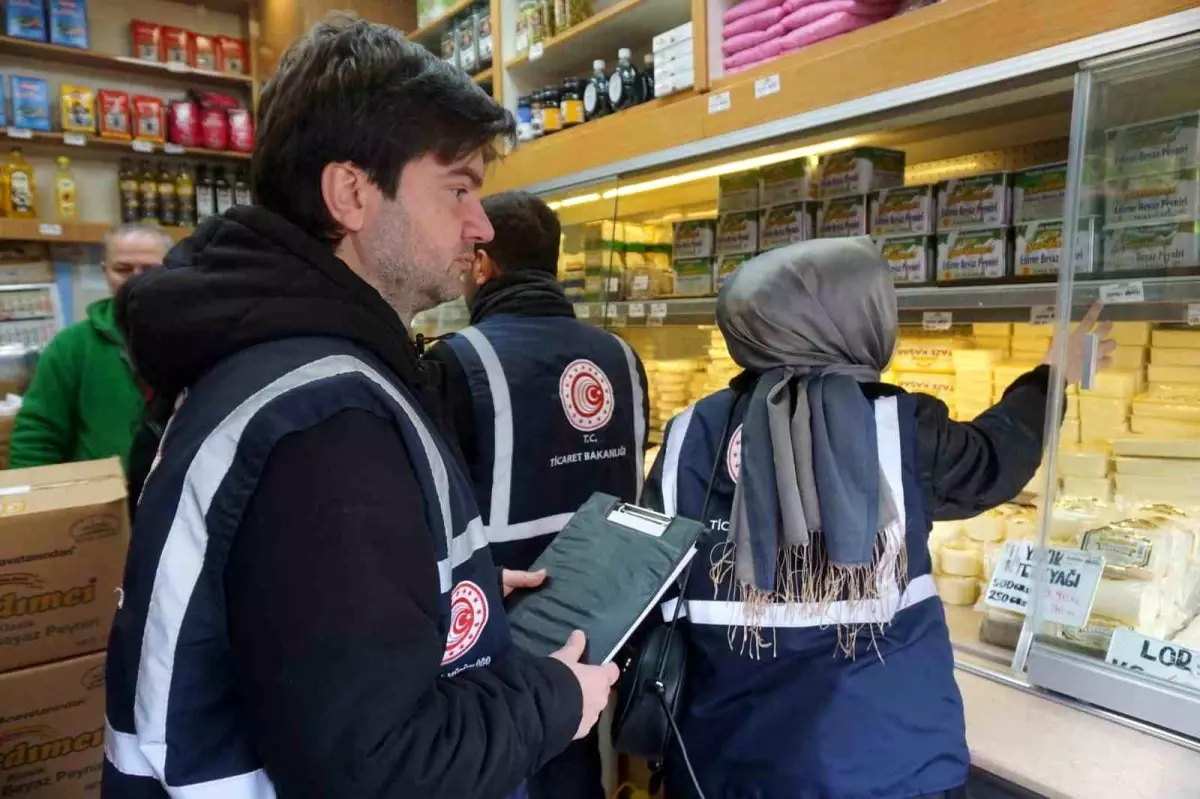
[1078,369,1142,443]
[992,361,1042,403]
[1112,434,1200,502]
[1129,390,1200,439]
[891,335,976,417]
[1010,322,1053,361]
[697,327,742,396]
[970,322,1013,359]
[952,348,1001,420]
[928,505,1039,608]
[644,358,704,438]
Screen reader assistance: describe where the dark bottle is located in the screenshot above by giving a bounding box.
[118,159,140,223]
[607,48,641,111]
[158,164,178,226]
[214,167,233,215]
[583,59,611,121]
[640,54,655,103]
[233,167,252,206]
[176,165,196,227]
[196,165,216,220]
[138,160,158,224]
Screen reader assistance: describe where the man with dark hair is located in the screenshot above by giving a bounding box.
[426,191,649,799]
[103,17,616,799]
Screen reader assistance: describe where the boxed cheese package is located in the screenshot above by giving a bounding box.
[0,458,128,674]
[870,185,935,236]
[1014,217,1101,277]
[1105,169,1200,226]
[816,194,869,238]
[715,212,758,255]
[937,228,1012,282]
[875,235,933,285]
[717,173,759,213]
[818,147,905,197]
[672,220,715,260]
[1103,221,1200,271]
[1013,162,1068,221]
[758,160,811,206]
[672,259,713,296]
[937,173,1013,230]
[714,253,751,291]
[1104,112,1200,178]
[0,652,106,799]
[758,202,812,251]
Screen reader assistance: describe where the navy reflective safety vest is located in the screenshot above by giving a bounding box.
[103,337,513,798]
[445,315,646,569]
[646,387,969,799]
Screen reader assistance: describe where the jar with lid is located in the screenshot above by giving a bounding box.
[474,3,493,69]
[457,13,478,75]
[553,0,592,34]
[560,78,585,127]
[515,0,536,56]
[440,25,459,69]
[516,96,534,142]
[530,90,545,138]
[530,0,551,43]
[541,85,563,134]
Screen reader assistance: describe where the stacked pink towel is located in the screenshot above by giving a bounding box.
[721,0,900,73]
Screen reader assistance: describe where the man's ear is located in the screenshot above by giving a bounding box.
[321,162,369,235]
[477,251,501,285]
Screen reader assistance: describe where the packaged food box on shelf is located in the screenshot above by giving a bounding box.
[1013,162,1068,222]
[656,71,694,98]
[718,173,760,213]
[715,253,752,291]
[758,202,813,251]
[1014,217,1101,277]
[49,0,88,49]
[817,147,905,198]
[1103,221,1200,271]
[60,84,95,134]
[6,0,46,41]
[673,258,714,296]
[716,211,758,255]
[1105,169,1200,227]
[816,194,869,238]
[759,161,812,206]
[936,228,1012,282]
[10,76,50,132]
[875,235,933,285]
[672,220,716,260]
[653,20,693,52]
[937,173,1014,230]
[1104,112,1200,178]
[870,185,935,236]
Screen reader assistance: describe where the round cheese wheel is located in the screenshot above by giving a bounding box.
[934,574,979,605]
[939,540,983,577]
[965,511,1006,542]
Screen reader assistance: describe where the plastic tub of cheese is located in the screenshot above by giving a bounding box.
[1105,168,1200,226]
[1104,112,1200,178]
[937,173,1014,230]
[875,234,934,285]
[1014,217,1101,277]
[936,228,1012,281]
[1103,220,1200,271]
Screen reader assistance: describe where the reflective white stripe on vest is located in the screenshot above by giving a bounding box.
[132,355,457,789]
[613,334,647,499]
[106,719,275,798]
[457,327,514,537]
[659,404,696,517]
[484,512,574,543]
[660,573,937,627]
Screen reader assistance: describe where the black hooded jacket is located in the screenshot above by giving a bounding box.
[118,206,581,799]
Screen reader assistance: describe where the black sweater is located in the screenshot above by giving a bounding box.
[117,207,580,798]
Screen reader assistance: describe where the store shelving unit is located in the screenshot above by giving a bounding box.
[0,219,192,244]
[3,129,252,162]
[408,0,477,49]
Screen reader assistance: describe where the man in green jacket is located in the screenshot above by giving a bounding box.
[9,223,171,471]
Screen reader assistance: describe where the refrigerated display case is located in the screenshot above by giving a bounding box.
[412,11,1200,791]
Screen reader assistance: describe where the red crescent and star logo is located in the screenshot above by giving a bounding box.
[559,359,615,432]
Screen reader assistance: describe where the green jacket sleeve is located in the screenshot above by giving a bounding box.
[9,331,81,468]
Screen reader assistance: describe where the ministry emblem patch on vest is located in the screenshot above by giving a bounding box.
[559,359,615,432]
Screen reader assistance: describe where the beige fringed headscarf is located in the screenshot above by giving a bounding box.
[713,238,904,657]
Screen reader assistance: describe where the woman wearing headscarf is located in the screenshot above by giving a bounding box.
[641,237,1113,799]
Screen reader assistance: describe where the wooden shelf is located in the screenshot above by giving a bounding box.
[505,0,690,83]
[408,0,475,48]
[472,67,493,85]
[0,219,193,244]
[3,129,252,161]
[0,37,253,89]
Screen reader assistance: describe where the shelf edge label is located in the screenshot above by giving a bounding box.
[1030,305,1056,325]
[1106,628,1200,689]
[575,304,590,319]
[754,74,780,99]
[1188,304,1200,327]
[1098,280,1144,304]
[63,133,86,147]
[628,302,645,318]
[528,42,544,61]
[922,311,952,331]
[708,91,731,115]
[132,140,155,153]
[164,143,185,155]
[37,223,62,237]
[6,127,31,140]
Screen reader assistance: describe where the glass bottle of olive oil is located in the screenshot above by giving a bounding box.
[138,160,158,224]
[158,163,177,227]
[119,159,140,223]
[176,165,196,228]
[5,148,36,219]
[55,156,77,221]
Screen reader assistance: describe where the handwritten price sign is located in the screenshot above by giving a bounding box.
[984,542,1104,627]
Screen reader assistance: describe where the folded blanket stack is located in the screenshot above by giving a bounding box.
[721,0,901,74]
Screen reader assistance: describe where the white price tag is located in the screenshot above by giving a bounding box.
[575,304,590,319]
[649,302,668,320]
[6,127,31,140]
[1099,280,1144,304]
[628,302,646,319]
[754,73,781,99]
[1030,305,1056,325]
[707,91,731,115]
[63,132,86,147]
[984,542,1104,627]
[37,223,61,237]
[1106,628,1200,689]
[1188,304,1200,326]
[132,140,154,153]
[166,60,188,73]
[922,311,952,331]
[605,277,620,293]
[605,304,618,320]
[164,143,185,155]
[528,42,544,61]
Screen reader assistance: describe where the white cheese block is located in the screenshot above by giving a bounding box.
[1081,420,1130,444]
[1148,364,1200,385]
[939,539,983,577]
[1083,369,1139,400]
[1153,329,1200,349]
[934,574,980,605]
[1079,395,1131,423]
[1115,456,1200,478]
[1066,394,1080,419]
[1115,473,1200,503]
[964,509,1006,542]
[1062,475,1114,501]
[1113,437,1200,458]
[1061,417,1081,445]
[1132,394,1200,423]
[1109,346,1148,371]
[1130,415,1200,438]
[1058,446,1111,478]
[1152,347,1200,367]
[1092,578,1162,630]
[1173,615,1200,649]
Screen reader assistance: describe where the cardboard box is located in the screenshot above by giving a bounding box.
[0,652,106,798]
[0,458,128,674]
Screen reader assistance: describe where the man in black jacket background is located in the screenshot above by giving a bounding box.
[104,16,617,799]
[427,192,650,799]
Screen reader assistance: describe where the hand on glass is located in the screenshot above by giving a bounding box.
[1043,300,1115,385]
[501,568,546,597]
[551,630,620,740]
